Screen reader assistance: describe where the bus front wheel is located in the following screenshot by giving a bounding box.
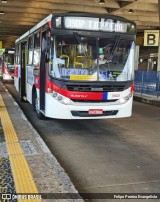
[32,90,44,120]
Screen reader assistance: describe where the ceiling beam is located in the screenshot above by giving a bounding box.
[0,0,120,8]
[108,0,134,13]
[121,15,159,23]
[116,10,158,17]
[0,12,47,19]
[135,21,159,27]
[138,0,158,3]
[0,17,39,24]
[110,2,158,14]
[0,2,108,14]
[0,6,68,15]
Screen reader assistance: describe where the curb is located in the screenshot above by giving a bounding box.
[133,96,160,107]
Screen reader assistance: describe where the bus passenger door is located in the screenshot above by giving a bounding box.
[39,31,47,111]
[20,42,27,101]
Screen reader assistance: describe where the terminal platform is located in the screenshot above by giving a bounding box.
[0,79,160,202]
[134,92,160,107]
[0,81,83,202]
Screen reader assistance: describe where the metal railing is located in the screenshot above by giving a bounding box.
[134,71,160,97]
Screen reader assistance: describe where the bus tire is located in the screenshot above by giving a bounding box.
[32,90,45,120]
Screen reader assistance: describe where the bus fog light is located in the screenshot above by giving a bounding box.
[63,98,70,105]
[119,98,125,104]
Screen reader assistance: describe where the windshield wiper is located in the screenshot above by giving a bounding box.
[73,32,90,58]
[106,35,121,63]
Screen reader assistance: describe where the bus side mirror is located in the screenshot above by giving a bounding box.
[33,68,39,76]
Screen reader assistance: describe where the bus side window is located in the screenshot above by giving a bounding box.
[15,45,18,64]
[15,44,20,64]
[42,32,47,52]
[28,36,34,65]
[33,31,40,65]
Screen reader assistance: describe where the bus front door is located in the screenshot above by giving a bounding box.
[20,42,27,101]
[39,51,46,112]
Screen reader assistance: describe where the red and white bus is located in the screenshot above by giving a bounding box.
[2,49,15,80]
[14,13,136,119]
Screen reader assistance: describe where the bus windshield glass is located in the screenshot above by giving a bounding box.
[49,34,135,82]
[5,54,14,72]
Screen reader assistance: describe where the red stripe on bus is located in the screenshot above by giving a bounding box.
[46,79,102,100]
[59,88,102,100]
[130,82,134,93]
[46,79,61,92]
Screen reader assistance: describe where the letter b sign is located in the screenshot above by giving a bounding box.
[144,30,159,46]
[147,34,156,45]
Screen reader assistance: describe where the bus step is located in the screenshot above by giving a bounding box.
[23,96,27,101]
[40,110,45,115]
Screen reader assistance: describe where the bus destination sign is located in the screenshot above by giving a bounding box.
[63,16,135,33]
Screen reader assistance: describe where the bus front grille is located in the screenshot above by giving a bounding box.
[66,84,125,92]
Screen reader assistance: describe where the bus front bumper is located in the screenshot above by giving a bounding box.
[45,94,133,119]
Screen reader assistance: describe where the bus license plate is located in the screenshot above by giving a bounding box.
[88,109,103,115]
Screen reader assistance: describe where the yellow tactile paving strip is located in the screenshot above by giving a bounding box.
[0,95,41,202]
[7,142,23,156]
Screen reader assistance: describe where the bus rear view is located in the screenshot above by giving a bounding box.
[2,49,15,80]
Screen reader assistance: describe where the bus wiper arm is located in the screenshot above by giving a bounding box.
[106,36,121,62]
[73,32,90,58]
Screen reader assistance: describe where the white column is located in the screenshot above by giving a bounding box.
[135,45,139,70]
[157,44,160,71]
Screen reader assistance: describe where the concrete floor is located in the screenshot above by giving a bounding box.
[5,82,160,202]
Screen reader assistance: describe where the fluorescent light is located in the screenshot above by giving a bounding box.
[1,0,7,3]
[128,9,134,14]
[99,0,105,4]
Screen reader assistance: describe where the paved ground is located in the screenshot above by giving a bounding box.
[0,81,83,202]
[4,82,160,202]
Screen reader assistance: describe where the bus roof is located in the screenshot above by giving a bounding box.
[15,12,136,44]
[15,14,52,43]
[54,12,135,24]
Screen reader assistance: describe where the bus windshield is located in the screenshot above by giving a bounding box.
[5,54,14,72]
[49,34,135,82]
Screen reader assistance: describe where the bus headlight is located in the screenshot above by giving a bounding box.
[119,93,132,104]
[50,90,72,105]
[3,74,12,80]
[119,98,125,104]
[63,98,70,105]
